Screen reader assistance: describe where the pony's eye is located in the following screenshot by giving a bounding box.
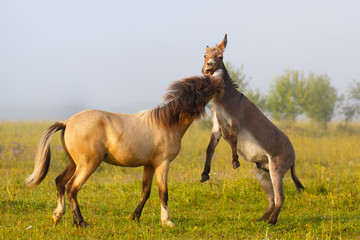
[219,56,223,60]
[204,55,207,58]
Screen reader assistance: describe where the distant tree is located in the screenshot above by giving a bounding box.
[266,69,306,122]
[340,80,360,124]
[349,79,360,100]
[302,73,337,126]
[225,61,248,92]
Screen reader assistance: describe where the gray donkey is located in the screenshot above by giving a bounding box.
[200,34,304,225]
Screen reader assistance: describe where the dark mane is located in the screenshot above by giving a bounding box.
[223,65,240,92]
[149,76,223,128]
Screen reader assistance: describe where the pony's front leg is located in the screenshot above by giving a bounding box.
[155,162,175,227]
[229,126,240,169]
[131,165,155,221]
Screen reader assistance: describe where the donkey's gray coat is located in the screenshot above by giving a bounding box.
[200,35,304,225]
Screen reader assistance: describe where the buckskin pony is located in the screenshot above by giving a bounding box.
[26,75,223,227]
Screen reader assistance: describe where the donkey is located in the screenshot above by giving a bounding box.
[26,75,223,227]
[200,34,304,225]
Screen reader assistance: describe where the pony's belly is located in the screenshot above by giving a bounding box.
[104,153,150,167]
[237,130,268,163]
[104,145,153,167]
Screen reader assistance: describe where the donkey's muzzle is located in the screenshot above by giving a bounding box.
[205,59,217,74]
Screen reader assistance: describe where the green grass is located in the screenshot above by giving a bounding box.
[1,120,360,239]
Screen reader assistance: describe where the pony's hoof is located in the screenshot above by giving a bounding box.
[200,173,210,183]
[256,217,268,222]
[162,219,175,227]
[268,220,276,226]
[232,160,240,169]
[131,213,140,222]
[74,220,89,228]
[52,215,61,225]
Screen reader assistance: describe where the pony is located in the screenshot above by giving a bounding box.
[200,34,304,225]
[26,75,223,227]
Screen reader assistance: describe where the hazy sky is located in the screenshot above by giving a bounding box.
[1,0,359,119]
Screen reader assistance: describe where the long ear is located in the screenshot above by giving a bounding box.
[218,34,227,52]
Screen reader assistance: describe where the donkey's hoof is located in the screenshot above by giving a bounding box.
[232,160,240,169]
[162,219,175,227]
[200,173,210,183]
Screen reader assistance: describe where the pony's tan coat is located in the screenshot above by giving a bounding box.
[26,76,223,227]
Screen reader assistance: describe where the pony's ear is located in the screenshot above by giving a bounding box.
[218,34,227,52]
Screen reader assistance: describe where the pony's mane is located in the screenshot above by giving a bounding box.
[148,76,224,128]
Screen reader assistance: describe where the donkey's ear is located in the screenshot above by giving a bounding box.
[218,34,227,52]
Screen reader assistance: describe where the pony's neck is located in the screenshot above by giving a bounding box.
[176,122,193,137]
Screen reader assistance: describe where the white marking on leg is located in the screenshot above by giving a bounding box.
[161,204,175,227]
[52,195,65,223]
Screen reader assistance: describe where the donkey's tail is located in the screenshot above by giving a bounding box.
[26,122,66,187]
[291,164,305,191]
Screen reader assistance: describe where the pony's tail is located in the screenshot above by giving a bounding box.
[291,164,305,192]
[26,122,66,187]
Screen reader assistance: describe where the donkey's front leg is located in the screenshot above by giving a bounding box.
[155,162,175,227]
[131,165,155,221]
[201,132,221,182]
[229,126,240,169]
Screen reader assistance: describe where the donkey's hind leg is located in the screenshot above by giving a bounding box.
[268,157,287,225]
[65,160,101,227]
[131,165,155,221]
[254,164,275,222]
[53,160,76,225]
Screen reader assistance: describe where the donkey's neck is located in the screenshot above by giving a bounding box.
[223,68,238,91]
[214,67,239,103]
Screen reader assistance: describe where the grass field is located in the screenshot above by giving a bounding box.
[0,120,359,239]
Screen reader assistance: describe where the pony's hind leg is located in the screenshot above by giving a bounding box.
[53,161,76,225]
[155,162,175,227]
[131,165,155,221]
[254,164,275,222]
[65,160,101,227]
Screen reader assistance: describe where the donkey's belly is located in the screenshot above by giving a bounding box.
[236,130,268,163]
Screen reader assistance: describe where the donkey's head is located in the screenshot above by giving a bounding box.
[202,34,227,76]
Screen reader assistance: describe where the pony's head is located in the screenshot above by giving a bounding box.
[150,76,224,128]
[202,34,227,76]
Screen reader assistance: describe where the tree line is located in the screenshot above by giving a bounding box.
[222,62,360,126]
